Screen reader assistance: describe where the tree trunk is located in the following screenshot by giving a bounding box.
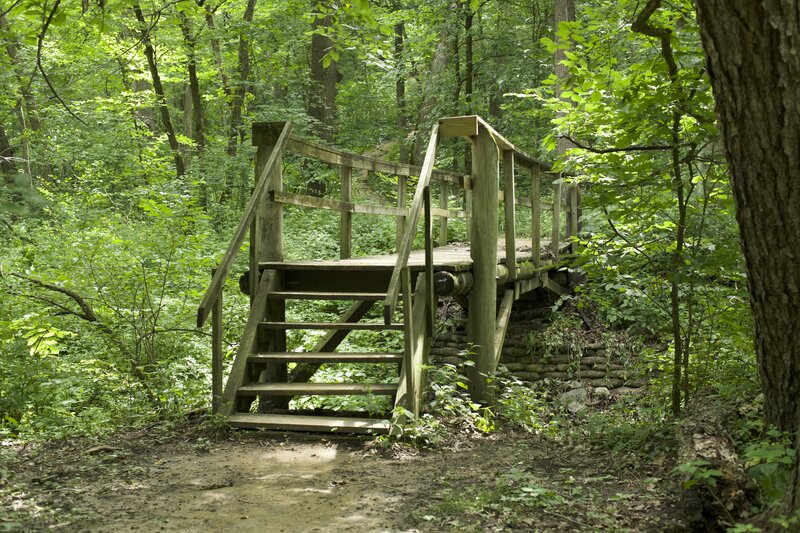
[132,2,186,179]
[694,0,800,511]
[227,0,256,156]
[394,21,408,164]
[179,12,206,206]
[0,122,16,180]
[309,9,337,142]
[412,30,450,164]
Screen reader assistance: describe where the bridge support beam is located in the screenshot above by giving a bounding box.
[467,125,499,404]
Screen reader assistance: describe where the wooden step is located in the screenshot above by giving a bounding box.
[237,382,398,396]
[249,352,403,363]
[268,291,387,301]
[260,321,404,331]
[229,413,390,434]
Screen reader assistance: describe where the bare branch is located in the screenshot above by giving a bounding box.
[559,134,672,153]
[11,272,98,321]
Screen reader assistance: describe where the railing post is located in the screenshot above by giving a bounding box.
[396,175,407,251]
[424,185,434,334]
[566,183,579,250]
[401,266,415,414]
[551,176,562,256]
[252,123,287,396]
[502,150,516,280]
[438,179,449,246]
[340,165,352,259]
[211,278,222,414]
[468,125,499,404]
[531,165,541,268]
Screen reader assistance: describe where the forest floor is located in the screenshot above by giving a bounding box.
[1,416,688,532]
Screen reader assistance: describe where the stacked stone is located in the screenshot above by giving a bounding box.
[430,331,645,390]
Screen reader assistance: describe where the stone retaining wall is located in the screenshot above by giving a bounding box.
[431,326,645,390]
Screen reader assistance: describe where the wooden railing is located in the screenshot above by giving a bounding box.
[196,121,292,413]
[197,116,580,413]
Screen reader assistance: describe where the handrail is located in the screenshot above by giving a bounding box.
[197,121,293,327]
[383,123,439,325]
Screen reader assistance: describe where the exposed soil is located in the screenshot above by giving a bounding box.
[1,419,686,532]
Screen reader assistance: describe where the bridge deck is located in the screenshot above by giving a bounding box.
[260,239,552,273]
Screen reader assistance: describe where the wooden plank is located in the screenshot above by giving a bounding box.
[211,289,222,414]
[493,289,515,368]
[551,178,562,256]
[286,135,462,183]
[423,186,434,333]
[394,275,429,418]
[228,413,390,434]
[288,299,375,384]
[542,272,566,296]
[503,150,516,279]
[218,270,276,416]
[384,124,439,324]
[396,175,407,251]
[531,166,541,268]
[438,115,479,138]
[197,122,292,328]
[261,321,404,331]
[340,165,352,259]
[238,382,398,396]
[431,207,468,218]
[250,352,403,363]
[439,180,449,245]
[516,277,542,296]
[268,291,386,300]
[271,190,410,217]
[468,125,499,404]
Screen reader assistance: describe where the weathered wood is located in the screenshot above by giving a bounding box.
[542,272,566,296]
[286,135,462,183]
[423,186,435,334]
[250,352,402,363]
[494,289,515,367]
[271,190,409,217]
[503,150,517,279]
[211,288,222,414]
[229,413,390,434]
[434,271,474,296]
[439,115,552,171]
[439,180,449,245]
[431,207,468,219]
[218,270,276,416]
[551,179,562,256]
[395,275,429,417]
[268,291,386,300]
[531,165,541,268]
[438,115,479,138]
[196,122,291,328]
[567,184,579,250]
[468,125,499,404]
[260,321,404,331]
[396,175,407,251]
[400,267,414,413]
[239,382,398,396]
[384,124,439,324]
[253,123,287,397]
[340,165,352,259]
[288,299,375,384]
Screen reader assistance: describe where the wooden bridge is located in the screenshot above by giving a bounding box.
[197,116,580,434]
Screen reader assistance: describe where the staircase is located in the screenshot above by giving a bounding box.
[224,264,411,434]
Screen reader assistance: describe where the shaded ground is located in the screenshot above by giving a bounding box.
[1,419,686,532]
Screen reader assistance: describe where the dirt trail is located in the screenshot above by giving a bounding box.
[2,424,682,532]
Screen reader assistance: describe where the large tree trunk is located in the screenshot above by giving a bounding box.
[394,21,408,164]
[179,12,207,207]
[694,0,800,511]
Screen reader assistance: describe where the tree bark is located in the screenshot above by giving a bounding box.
[309,8,337,142]
[694,0,800,511]
[0,122,16,180]
[227,0,256,156]
[394,21,408,164]
[179,12,206,206]
[132,2,186,179]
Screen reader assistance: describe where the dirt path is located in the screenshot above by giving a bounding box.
[1,423,684,532]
